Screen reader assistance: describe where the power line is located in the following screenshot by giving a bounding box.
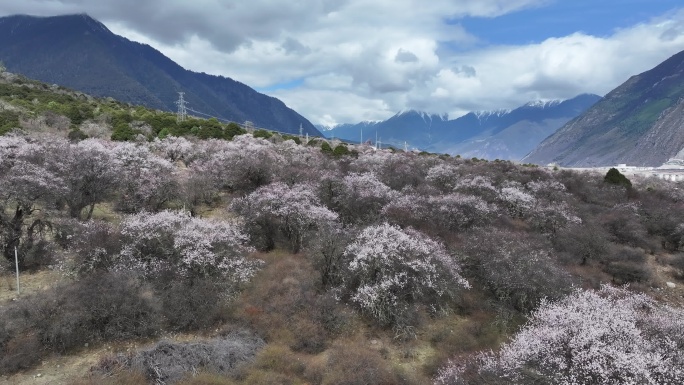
[175,92,402,149]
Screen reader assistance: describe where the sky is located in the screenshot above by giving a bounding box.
[1,1,684,126]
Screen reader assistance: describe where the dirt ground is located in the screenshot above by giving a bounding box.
[647,254,684,307]
[1,345,112,385]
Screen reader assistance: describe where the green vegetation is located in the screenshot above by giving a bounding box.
[0,75,248,141]
[0,109,19,134]
[320,141,333,154]
[604,167,632,188]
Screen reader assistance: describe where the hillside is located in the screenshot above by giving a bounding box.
[324,94,600,160]
[0,14,322,136]
[524,50,684,167]
[1,49,684,385]
[1,77,684,383]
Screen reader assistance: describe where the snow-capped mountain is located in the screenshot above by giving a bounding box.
[524,99,563,108]
[323,94,601,160]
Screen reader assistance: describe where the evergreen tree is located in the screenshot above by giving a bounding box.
[604,167,632,188]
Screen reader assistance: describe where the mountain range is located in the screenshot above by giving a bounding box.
[321,94,601,160]
[0,14,322,136]
[524,50,684,167]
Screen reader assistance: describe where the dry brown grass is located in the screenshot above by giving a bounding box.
[0,249,500,385]
[0,269,62,302]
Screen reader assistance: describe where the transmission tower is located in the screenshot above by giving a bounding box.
[175,92,188,123]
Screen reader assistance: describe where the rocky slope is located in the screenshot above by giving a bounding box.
[524,50,684,167]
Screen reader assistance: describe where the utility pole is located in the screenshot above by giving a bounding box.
[14,247,19,294]
[175,92,187,123]
[299,123,303,138]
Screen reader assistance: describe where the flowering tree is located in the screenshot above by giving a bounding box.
[497,181,536,218]
[118,211,260,282]
[342,223,469,327]
[453,175,498,202]
[382,192,496,233]
[334,172,398,224]
[148,136,195,163]
[0,136,65,265]
[232,182,339,253]
[437,286,684,385]
[114,142,179,213]
[273,139,329,185]
[348,149,395,174]
[426,163,460,192]
[49,138,121,219]
[197,134,284,194]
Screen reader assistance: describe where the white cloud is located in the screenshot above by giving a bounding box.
[1,1,684,125]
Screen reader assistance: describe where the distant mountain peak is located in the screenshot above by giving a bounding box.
[325,93,598,160]
[524,99,562,108]
[394,109,448,122]
[474,109,511,120]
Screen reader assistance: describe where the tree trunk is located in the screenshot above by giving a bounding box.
[3,206,24,264]
[86,203,96,220]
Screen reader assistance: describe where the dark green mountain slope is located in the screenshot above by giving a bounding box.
[0,14,322,136]
[524,50,684,167]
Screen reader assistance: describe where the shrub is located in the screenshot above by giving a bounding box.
[604,167,632,188]
[462,229,574,312]
[38,273,161,351]
[231,182,339,253]
[437,286,684,385]
[322,344,400,385]
[157,278,227,332]
[94,332,265,385]
[321,141,333,154]
[252,129,273,139]
[60,219,122,275]
[553,222,610,265]
[289,319,328,354]
[341,223,469,328]
[600,205,657,251]
[0,332,42,374]
[68,127,89,141]
[673,253,684,279]
[307,224,352,288]
[0,272,161,374]
[333,144,351,157]
[225,122,246,139]
[603,261,650,284]
[602,245,650,284]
